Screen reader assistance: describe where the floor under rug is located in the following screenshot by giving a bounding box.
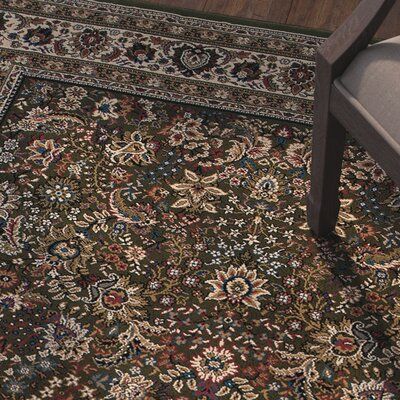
[0,1,399,399]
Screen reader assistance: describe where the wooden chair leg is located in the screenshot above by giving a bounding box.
[307,110,346,237]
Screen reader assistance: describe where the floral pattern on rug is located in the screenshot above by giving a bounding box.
[0,0,322,123]
[0,76,399,399]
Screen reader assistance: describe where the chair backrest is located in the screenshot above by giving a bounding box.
[318,0,396,81]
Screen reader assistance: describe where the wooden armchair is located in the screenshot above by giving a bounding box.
[307,0,399,236]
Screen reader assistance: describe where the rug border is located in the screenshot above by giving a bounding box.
[0,2,323,126]
[0,66,312,129]
[90,0,332,38]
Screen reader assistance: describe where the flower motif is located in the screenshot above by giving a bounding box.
[277,61,315,95]
[23,26,53,46]
[231,61,262,82]
[170,170,227,213]
[125,41,156,64]
[38,178,80,210]
[106,131,154,165]
[37,225,94,274]
[0,182,20,220]
[85,275,147,324]
[93,97,119,120]
[206,264,269,309]
[171,44,222,77]
[48,239,81,261]
[74,27,109,57]
[0,268,19,289]
[43,315,92,361]
[247,169,283,202]
[190,346,238,383]
[65,86,87,100]
[168,118,205,146]
[309,319,377,368]
[27,139,64,167]
[124,245,146,265]
[109,373,153,400]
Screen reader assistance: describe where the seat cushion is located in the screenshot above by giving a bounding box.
[335,35,400,143]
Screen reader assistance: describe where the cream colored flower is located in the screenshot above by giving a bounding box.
[206,264,269,309]
[191,346,238,383]
[124,245,146,265]
[110,373,153,400]
[93,97,119,120]
[27,139,64,167]
[170,169,227,213]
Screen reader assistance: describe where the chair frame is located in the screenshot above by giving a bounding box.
[307,0,399,236]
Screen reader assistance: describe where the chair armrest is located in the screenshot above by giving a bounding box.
[318,0,396,81]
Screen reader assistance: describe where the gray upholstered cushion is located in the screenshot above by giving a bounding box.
[334,35,400,143]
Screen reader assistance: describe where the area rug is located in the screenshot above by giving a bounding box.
[0,1,399,399]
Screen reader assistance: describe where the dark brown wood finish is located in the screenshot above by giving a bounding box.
[287,0,360,32]
[141,0,400,39]
[151,0,206,10]
[204,0,292,23]
[307,0,397,236]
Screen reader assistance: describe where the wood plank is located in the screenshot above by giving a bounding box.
[143,0,207,11]
[204,0,292,24]
[140,0,400,40]
[287,0,400,39]
[286,0,359,32]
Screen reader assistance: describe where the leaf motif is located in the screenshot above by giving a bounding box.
[239,385,253,392]
[184,169,199,182]
[205,187,227,196]
[171,198,191,209]
[335,226,347,238]
[170,183,193,191]
[243,393,258,400]
[231,392,242,400]
[159,374,172,383]
[173,379,184,393]
[75,221,89,228]
[201,173,218,184]
[84,214,95,223]
[216,386,230,396]
[227,141,246,161]
[339,211,357,222]
[187,379,197,390]
[340,198,353,207]
[176,365,190,373]
[167,369,180,378]
[203,202,217,213]
[232,377,248,385]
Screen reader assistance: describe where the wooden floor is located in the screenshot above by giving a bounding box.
[142,0,400,39]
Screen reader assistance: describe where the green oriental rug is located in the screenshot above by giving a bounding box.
[0,1,399,399]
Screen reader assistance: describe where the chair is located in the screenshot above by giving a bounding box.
[307,0,399,236]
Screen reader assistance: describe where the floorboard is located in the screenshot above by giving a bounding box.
[286,0,359,32]
[141,0,400,39]
[204,0,292,24]
[145,0,206,11]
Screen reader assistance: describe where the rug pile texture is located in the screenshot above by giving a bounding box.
[0,1,399,399]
